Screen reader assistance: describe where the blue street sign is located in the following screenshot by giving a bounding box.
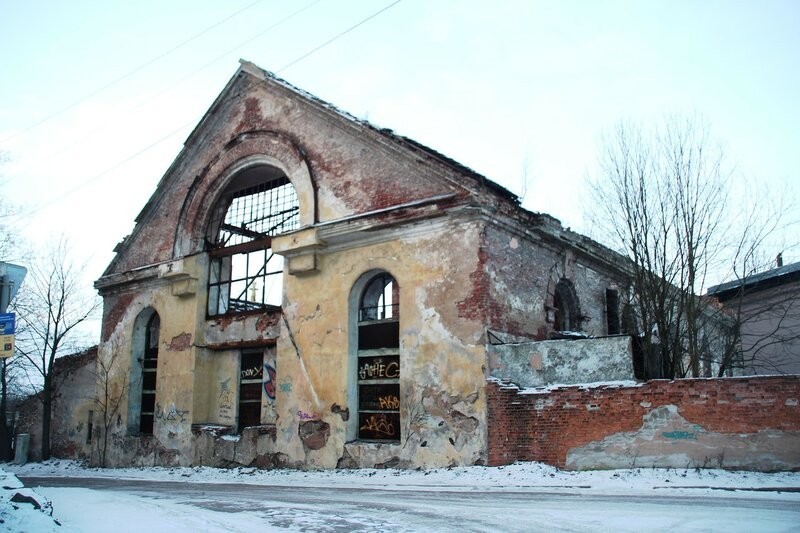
[0,312,14,358]
[0,313,14,335]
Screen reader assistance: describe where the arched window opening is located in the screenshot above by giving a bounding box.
[355,273,400,442]
[207,165,299,316]
[140,312,160,435]
[553,278,581,332]
[359,273,398,322]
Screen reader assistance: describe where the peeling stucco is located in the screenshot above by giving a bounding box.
[566,405,800,471]
[489,336,634,387]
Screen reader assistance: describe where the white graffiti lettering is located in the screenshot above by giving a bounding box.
[358,361,399,380]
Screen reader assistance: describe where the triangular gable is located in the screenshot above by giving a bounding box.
[98,60,522,283]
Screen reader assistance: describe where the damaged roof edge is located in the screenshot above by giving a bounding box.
[103,65,256,277]
[105,60,604,280]
[237,60,520,205]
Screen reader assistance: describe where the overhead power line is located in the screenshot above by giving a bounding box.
[11,0,404,222]
[278,0,404,73]
[34,0,328,164]
[1,0,264,145]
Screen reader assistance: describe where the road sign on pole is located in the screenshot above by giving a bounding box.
[0,312,15,358]
[0,262,27,313]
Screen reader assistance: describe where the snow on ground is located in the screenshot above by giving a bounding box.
[2,460,799,532]
[6,459,800,494]
[0,469,60,532]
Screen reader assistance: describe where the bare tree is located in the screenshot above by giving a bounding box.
[0,157,31,460]
[13,238,100,460]
[94,334,128,467]
[588,116,734,378]
[707,187,800,376]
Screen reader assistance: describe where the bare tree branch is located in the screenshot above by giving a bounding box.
[12,237,100,459]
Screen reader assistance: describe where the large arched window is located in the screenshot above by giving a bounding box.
[128,308,160,435]
[353,272,400,442]
[207,165,299,316]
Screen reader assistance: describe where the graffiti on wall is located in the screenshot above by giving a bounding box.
[359,413,397,438]
[279,378,292,393]
[263,362,276,400]
[218,377,233,421]
[155,403,189,424]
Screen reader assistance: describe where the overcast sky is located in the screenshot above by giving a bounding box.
[1,0,798,313]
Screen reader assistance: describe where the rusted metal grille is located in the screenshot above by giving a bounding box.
[207,174,297,317]
[218,177,299,247]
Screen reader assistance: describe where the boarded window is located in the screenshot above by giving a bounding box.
[239,350,264,431]
[356,274,400,442]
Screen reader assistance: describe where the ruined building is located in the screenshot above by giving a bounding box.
[93,61,638,469]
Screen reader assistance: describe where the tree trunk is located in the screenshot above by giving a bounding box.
[41,375,52,460]
[0,360,12,461]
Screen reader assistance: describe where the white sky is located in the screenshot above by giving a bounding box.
[1,0,799,336]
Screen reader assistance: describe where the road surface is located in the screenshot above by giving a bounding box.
[20,476,800,532]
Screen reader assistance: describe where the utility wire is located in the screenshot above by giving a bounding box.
[1,0,263,144]
[10,0,404,222]
[277,0,403,73]
[39,0,327,163]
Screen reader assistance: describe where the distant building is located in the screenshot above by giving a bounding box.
[707,257,800,375]
[15,346,97,462]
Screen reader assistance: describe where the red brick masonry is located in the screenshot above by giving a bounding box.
[487,376,800,468]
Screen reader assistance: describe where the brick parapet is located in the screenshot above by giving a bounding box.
[487,376,800,468]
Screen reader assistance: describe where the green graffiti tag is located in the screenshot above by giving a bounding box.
[662,430,697,440]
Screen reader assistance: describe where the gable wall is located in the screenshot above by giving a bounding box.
[107,72,466,276]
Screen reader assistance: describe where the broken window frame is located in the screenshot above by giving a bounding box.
[139,312,160,435]
[238,349,264,432]
[206,170,299,318]
[207,238,284,316]
[356,273,401,443]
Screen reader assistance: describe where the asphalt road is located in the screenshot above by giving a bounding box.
[21,476,800,532]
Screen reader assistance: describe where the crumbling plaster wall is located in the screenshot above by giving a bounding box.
[488,336,634,388]
[15,348,97,463]
[276,217,488,469]
[97,255,206,467]
[51,349,98,462]
[482,222,627,342]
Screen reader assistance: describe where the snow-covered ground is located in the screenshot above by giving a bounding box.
[3,460,800,532]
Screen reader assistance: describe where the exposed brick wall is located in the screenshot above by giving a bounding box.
[487,376,800,469]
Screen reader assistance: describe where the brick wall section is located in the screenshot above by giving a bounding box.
[487,376,800,468]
